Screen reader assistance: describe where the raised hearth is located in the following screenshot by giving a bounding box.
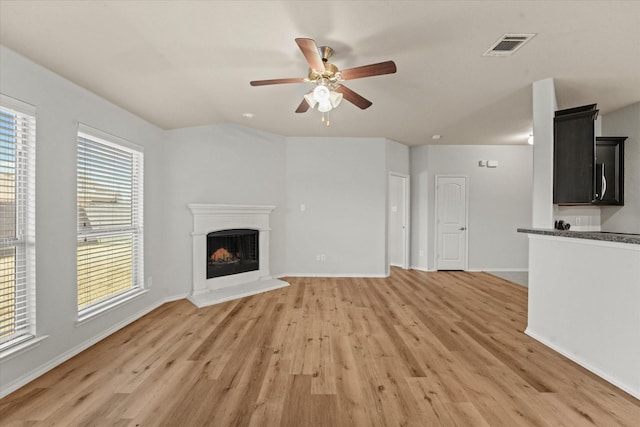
[187,204,288,307]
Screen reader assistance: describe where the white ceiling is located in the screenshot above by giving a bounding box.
[1,1,639,146]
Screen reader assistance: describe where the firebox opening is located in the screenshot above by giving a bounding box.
[206,229,259,279]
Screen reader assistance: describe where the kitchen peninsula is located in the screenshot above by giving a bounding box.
[518,228,640,399]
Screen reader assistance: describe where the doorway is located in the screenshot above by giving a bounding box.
[435,175,468,270]
[388,173,410,271]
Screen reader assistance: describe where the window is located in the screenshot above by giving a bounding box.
[0,95,36,351]
[77,124,143,320]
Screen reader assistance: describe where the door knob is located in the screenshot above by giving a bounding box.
[459,227,467,230]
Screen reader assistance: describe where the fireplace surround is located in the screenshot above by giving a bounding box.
[187,204,288,307]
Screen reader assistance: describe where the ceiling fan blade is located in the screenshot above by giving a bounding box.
[250,77,305,86]
[340,61,397,80]
[295,38,325,72]
[335,85,373,110]
[295,98,310,113]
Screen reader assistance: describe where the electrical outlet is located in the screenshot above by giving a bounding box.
[316,255,321,261]
[419,250,424,257]
[320,254,326,262]
[147,276,153,288]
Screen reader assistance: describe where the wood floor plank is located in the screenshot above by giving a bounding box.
[248,355,290,427]
[119,360,203,422]
[331,335,371,427]
[405,377,460,426]
[445,401,492,427]
[2,269,639,426]
[280,375,337,427]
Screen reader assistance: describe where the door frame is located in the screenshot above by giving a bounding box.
[434,174,469,271]
[388,172,410,273]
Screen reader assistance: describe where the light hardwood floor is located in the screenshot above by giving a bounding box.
[2,269,639,426]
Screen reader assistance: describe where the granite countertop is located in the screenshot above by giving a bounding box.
[517,228,640,245]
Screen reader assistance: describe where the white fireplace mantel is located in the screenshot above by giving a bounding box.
[187,203,288,308]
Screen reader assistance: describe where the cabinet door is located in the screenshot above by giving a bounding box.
[553,111,596,204]
[594,137,626,205]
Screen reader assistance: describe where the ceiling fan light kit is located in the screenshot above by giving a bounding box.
[250,38,397,126]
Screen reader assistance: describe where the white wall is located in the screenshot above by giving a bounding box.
[164,124,287,294]
[410,145,429,270]
[163,131,409,282]
[526,235,640,399]
[284,137,389,276]
[554,205,602,232]
[424,145,533,271]
[0,47,168,395]
[601,102,640,234]
[531,78,557,228]
[385,139,410,175]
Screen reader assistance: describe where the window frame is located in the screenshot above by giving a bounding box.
[0,94,36,355]
[76,124,145,323]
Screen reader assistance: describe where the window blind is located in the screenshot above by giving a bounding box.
[77,126,143,314]
[0,96,36,349]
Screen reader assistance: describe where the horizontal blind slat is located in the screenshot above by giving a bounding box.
[0,102,35,347]
[76,127,143,314]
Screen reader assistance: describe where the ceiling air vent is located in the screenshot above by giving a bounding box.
[483,33,536,57]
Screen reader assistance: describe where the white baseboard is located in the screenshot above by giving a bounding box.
[525,328,640,400]
[164,293,191,303]
[405,267,528,273]
[0,293,189,399]
[409,266,432,272]
[278,273,388,278]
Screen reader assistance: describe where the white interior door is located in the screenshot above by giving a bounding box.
[436,176,468,270]
[389,174,409,269]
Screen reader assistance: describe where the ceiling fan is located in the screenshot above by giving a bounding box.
[250,38,397,120]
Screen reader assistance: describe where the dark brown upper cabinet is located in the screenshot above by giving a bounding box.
[553,104,627,206]
[553,104,598,204]
[594,137,626,205]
